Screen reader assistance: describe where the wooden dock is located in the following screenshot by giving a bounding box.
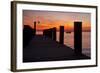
[23,35,90,62]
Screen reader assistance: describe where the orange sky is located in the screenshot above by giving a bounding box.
[23,10,91,32]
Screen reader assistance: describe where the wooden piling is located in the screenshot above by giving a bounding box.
[74,22,82,55]
[52,27,56,41]
[59,26,64,44]
[34,21,36,35]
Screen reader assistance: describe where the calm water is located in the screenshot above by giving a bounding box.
[57,32,91,57]
[36,32,91,57]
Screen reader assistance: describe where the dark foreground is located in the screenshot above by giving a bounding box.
[23,35,90,62]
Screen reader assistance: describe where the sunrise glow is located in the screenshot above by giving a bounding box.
[23,10,91,32]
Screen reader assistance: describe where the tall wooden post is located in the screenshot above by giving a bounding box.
[59,26,64,44]
[34,21,36,35]
[52,27,56,41]
[74,22,82,55]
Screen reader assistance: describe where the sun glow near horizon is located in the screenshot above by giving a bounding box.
[23,10,91,32]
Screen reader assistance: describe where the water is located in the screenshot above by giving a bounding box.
[56,32,91,57]
[36,31,91,57]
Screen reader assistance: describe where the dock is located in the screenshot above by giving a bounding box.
[23,35,90,62]
[23,21,90,62]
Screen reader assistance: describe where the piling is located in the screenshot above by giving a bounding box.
[74,22,82,55]
[59,26,64,44]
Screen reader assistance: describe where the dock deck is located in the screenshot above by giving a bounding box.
[23,35,90,62]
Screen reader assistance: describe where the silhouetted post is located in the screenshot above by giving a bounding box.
[34,21,36,35]
[49,29,52,38]
[52,27,56,41]
[74,22,82,55]
[59,26,64,44]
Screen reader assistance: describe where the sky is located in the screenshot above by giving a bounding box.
[23,10,91,32]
